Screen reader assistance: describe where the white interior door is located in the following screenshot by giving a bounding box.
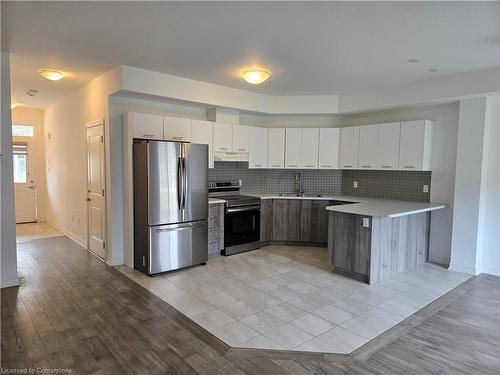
[86,123,106,259]
[13,140,37,223]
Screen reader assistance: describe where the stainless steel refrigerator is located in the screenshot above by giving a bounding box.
[133,140,208,275]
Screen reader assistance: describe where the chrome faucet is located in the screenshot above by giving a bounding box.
[294,173,303,195]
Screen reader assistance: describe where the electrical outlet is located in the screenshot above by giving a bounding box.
[353,181,358,189]
[423,184,429,193]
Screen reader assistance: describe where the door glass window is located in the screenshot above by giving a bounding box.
[13,142,28,183]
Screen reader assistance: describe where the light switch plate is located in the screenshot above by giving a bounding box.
[354,181,358,189]
[423,184,429,193]
[362,217,370,228]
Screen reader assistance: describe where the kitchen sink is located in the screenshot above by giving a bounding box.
[279,192,322,197]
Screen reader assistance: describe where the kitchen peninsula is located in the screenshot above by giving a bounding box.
[326,199,446,284]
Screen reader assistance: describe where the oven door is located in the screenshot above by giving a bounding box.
[224,205,261,248]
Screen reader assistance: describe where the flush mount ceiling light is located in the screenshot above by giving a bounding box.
[407,58,420,63]
[38,69,64,81]
[242,69,271,84]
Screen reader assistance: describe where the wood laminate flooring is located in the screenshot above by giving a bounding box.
[2,236,500,374]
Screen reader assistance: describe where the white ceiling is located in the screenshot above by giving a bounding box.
[3,1,500,108]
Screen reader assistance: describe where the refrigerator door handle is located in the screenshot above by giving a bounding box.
[177,157,182,209]
[155,221,206,232]
[182,157,188,210]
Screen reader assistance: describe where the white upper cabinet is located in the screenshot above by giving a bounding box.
[268,128,285,168]
[248,127,268,168]
[358,125,379,169]
[233,125,250,153]
[191,119,214,169]
[285,128,303,168]
[301,128,319,169]
[399,120,433,171]
[163,116,192,141]
[131,112,163,140]
[339,126,360,169]
[318,128,340,169]
[377,122,400,170]
[212,122,233,152]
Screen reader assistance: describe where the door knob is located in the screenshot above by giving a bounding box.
[86,198,91,202]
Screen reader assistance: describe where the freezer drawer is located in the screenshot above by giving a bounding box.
[146,220,208,275]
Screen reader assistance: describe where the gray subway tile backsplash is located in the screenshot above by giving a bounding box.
[342,170,431,202]
[208,162,431,202]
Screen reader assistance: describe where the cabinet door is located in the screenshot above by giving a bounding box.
[233,125,250,153]
[285,128,302,169]
[191,120,214,169]
[300,200,330,243]
[272,200,301,241]
[249,127,268,168]
[358,125,379,169]
[163,116,192,141]
[399,120,433,170]
[339,126,360,169]
[319,128,340,169]
[213,122,233,152]
[131,112,163,140]
[268,128,285,168]
[301,128,319,169]
[377,122,400,170]
[260,199,273,242]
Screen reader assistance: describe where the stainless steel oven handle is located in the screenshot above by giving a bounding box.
[226,205,261,213]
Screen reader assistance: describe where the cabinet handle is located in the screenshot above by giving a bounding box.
[305,165,315,168]
[172,136,185,140]
[321,165,332,168]
[271,165,281,168]
[253,164,262,167]
[403,166,415,169]
[361,165,371,168]
[219,147,229,150]
[142,134,155,138]
[288,165,298,167]
[381,166,392,169]
[237,148,246,151]
[343,165,353,168]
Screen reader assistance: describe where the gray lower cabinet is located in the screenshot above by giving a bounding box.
[266,199,331,244]
[300,200,331,243]
[328,210,430,284]
[260,199,273,242]
[329,212,371,280]
[208,203,224,257]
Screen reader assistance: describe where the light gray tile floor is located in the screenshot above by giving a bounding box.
[117,245,472,354]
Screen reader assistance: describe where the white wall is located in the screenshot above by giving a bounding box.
[449,98,488,274]
[43,67,121,263]
[477,97,500,276]
[1,52,19,288]
[11,107,46,221]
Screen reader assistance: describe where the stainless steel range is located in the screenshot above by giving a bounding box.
[208,180,261,255]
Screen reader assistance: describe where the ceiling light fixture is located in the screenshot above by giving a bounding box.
[38,69,64,81]
[11,103,17,109]
[407,58,420,63]
[428,68,440,72]
[242,69,271,84]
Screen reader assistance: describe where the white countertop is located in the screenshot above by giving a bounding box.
[245,193,446,218]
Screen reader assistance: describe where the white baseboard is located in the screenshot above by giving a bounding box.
[1,276,20,289]
[448,263,480,275]
[480,266,500,277]
[47,220,87,249]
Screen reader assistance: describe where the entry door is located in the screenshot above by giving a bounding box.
[13,140,37,223]
[86,124,106,259]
